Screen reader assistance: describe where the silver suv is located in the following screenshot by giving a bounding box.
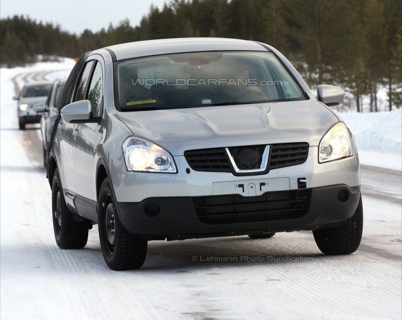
[48,38,363,270]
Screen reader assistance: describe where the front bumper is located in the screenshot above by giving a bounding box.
[116,184,361,240]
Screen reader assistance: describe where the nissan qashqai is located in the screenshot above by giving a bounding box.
[47,38,363,270]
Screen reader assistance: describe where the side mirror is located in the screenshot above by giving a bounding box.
[33,103,46,113]
[317,85,345,106]
[61,100,92,123]
[13,96,19,101]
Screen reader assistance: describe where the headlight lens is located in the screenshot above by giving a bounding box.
[319,122,353,163]
[19,103,28,111]
[123,137,177,173]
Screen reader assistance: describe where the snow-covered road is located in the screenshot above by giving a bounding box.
[1,63,401,320]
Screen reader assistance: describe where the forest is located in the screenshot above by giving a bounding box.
[1,0,401,110]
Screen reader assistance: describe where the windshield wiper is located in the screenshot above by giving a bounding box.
[205,99,272,107]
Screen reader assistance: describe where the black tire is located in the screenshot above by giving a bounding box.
[248,232,276,239]
[19,120,25,130]
[98,178,147,270]
[52,168,89,249]
[313,196,363,255]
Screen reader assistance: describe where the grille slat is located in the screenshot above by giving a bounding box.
[184,142,309,173]
[184,148,231,172]
[193,190,311,224]
[269,143,309,169]
[197,207,307,221]
[195,198,308,211]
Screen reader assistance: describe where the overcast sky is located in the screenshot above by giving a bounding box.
[1,0,168,35]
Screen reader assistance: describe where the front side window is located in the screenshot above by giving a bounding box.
[116,51,304,111]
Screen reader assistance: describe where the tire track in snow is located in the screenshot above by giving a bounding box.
[32,71,49,82]
[11,69,71,96]
[11,73,22,95]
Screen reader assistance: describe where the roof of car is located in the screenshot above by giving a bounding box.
[103,37,269,61]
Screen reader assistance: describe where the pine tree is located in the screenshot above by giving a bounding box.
[390,30,402,108]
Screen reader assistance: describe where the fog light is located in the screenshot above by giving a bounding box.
[144,203,160,217]
[338,189,349,203]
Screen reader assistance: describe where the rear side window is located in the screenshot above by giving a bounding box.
[74,61,94,101]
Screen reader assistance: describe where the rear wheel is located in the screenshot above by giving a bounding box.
[313,196,363,255]
[98,178,147,270]
[51,168,89,249]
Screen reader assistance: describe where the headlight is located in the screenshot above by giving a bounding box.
[319,122,353,163]
[19,104,28,111]
[123,137,177,173]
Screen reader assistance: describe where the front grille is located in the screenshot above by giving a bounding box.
[184,142,309,173]
[193,189,311,224]
[269,143,309,169]
[183,148,231,172]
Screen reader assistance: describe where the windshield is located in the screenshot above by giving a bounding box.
[116,51,304,111]
[21,84,52,98]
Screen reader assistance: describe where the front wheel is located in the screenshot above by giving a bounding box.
[313,196,363,255]
[98,178,147,270]
[52,168,89,249]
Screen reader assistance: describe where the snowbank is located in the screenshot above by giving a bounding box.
[339,109,402,171]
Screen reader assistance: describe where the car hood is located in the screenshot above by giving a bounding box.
[19,97,47,105]
[116,100,339,155]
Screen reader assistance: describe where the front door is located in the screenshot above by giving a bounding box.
[70,59,104,221]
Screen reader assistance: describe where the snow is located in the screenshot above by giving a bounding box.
[1,60,401,320]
